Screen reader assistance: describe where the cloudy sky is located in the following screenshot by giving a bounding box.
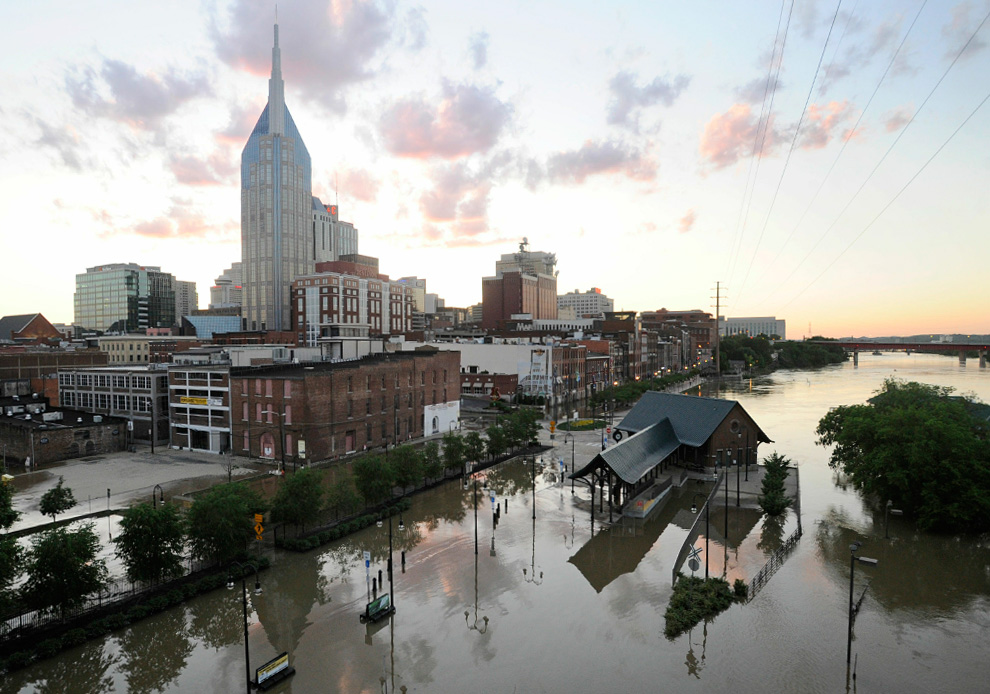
[1,0,988,338]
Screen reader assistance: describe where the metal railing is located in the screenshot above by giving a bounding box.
[1,557,215,643]
[746,525,802,602]
[670,473,721,585]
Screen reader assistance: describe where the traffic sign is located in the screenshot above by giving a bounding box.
[254,523,264,540]
[687,546,702,560]
[606,427,611,434]
[550,421,556,433]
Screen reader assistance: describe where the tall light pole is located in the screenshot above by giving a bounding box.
[227,561,262,694]
[847,542,879,664]
[691,493,710,580]
[563,433,575,493]
[152,484,164,510]
[264,408,289,473]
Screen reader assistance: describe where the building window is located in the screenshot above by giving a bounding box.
[243,431,249,451]
[255,380,262,396]
[242,402,248,421]
[256,403,263,422]
[348,377,352,393]
[347,400,353,417]
[265,380,272,397]
[284,405,292,425]
[284,381,292,398]
[286,433,293,457]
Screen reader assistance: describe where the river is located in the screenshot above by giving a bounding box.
[4,352,989,693]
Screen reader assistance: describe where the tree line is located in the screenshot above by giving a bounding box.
[0,408,544,620]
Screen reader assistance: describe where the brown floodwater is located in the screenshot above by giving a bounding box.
[4,352,989,693]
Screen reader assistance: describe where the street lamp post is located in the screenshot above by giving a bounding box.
[847,542,879,664]
[884,500,903,539]
[152,484,164,510]
[563,433,575,493]
[736,447,741,507]
[532,456,537,520]
[226,561,262,694]
[691,493,710,580]
[377,509,404,609]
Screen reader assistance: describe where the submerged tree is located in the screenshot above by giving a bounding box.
[114,502,187,584]
[270,467,324,534]
[816,379,990,532]
[758,452,793,516]
[39,476,77,523]
[187,483,265,565]
[22,524,108,618]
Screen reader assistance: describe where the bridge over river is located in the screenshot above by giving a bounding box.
[809,340,989,366]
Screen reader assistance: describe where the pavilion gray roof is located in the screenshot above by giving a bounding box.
[571,419,681,485]
[617,391,769,446]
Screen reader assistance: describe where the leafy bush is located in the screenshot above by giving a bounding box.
[664,575,739,639]
[37,638,63,658]
[63,628,88,647]
[4,650,34,670]
[733,579,748,599]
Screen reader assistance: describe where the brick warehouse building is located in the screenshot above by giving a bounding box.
[230,348,460,465]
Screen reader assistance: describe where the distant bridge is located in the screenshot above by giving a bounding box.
[807,340,988,366]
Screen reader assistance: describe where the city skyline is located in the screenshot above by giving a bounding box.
[1,1,988,337]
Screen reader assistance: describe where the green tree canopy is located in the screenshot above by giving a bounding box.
[187,483,266,565]
[353,454,395,507]
[757,452,793,516]
[0,482,19,612]
[0,481,18,530]
[114,502,187,584]
[485,425,508,460]
[270,468,324,532]
[463,432,487,465]
[39,476,77,523]
[325,479,363,520]
[441,431,466,472]
[22,523,108,617]
[816,379,990,532]
[390,444,423,493]
[421,441,443,483]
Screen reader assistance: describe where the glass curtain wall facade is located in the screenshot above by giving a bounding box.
[241,22,313,332]
[74,264,176,332]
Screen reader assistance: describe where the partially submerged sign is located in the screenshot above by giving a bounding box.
[255,652,295,691]
[363,592,394,622]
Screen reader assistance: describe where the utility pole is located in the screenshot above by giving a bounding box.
[712,282,724,378]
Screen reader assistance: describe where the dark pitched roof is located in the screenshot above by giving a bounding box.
[0,314,39,340]
[617,391,765,446]
[572,419,681,484]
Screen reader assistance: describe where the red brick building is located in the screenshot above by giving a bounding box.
[230,348,460,464]
[481,271,557,329]
[0,314,62,344]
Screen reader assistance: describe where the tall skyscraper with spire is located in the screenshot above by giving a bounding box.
[241,21,313,331]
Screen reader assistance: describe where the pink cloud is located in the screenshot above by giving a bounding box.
[380,81,512,159]
[799,101,855,150]
[169,149,237,186]
[700,103,781,169]
[678,209,697,233]
[338,167,381,202]
[542,140,657,185]
[96,201,236,241]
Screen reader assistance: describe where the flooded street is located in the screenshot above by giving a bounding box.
[4,353,989,693]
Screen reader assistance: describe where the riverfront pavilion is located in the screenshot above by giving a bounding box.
[569,392,771,520]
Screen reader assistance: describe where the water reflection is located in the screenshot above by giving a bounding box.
[115,607,192,693]
[188,588,244,651]
[757,513,787,554]
[24,639,117,694]
[254,550,328,656]
[816,507,990,616]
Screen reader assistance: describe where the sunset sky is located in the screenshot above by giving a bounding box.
[1,0,988,338]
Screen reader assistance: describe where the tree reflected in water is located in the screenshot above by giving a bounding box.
[27,639,117,694]
[188,589,244,651]
[757,513,787,554]
[116,607,193,693]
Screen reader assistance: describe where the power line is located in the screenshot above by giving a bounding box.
[757,0,928,298]
[725,0,793,289]
[735,0,844,309]
[780,86,990,310]
[767,3,990,306]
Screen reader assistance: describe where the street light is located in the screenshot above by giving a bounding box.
[884,500,903,539]
[847,542,879,664]
[563,433,575,493]
[376,509,404,610]
[691,492,710,580]
[226,561,262,694]
[152,484,164,509]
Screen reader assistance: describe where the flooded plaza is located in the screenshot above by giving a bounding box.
[4,352,989,693]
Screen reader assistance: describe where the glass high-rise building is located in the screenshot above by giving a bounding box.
[74,263,176,332]
[241,22,313,331]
